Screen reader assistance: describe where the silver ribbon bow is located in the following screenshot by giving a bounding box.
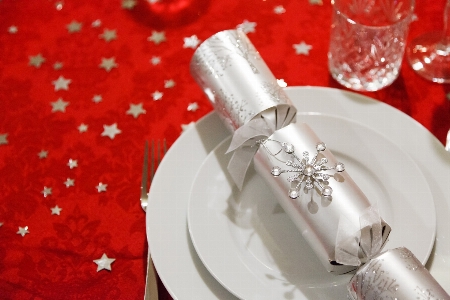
[335,205,384,266]
[226,105,296,189]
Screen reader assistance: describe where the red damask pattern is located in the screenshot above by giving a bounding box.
[0,0,448,299]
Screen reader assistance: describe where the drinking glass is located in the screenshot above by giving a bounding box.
[328,0,415,91]
[407,0,450,83]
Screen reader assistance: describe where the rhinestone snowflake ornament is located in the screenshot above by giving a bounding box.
[269,141,345,199]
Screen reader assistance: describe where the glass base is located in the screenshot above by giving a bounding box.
[406,31,450,83]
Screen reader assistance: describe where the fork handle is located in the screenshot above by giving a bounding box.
[144,251,159,300]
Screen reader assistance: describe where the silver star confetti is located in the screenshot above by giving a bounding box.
[29,54,46,68]
[183,35,200,49]
[147,30,166,44]
[122,0,137,9]
[8,26,18,34]
[67,20,82,33]
[67,158,78,169]
[91,19,102,27]
[41,186,52,197]
[237,20,257,33]
[181,122,195,132]
[78,123,88,133]
[52,75,71,91]
[164,79,175,88]
[92,94,102,103]
[99,57,118,72]
[277,79,288,87]
[0,133,8,145]
[51,98,69,112]
[38,150,48,159]
[126,103,146,118]
[53,62,63,70]
[309,0,323,5]
[96,182,108,193]
[101,123,121,139]
[55,1,63,10]
[0,222,3,227]
[152,91,163,101]
[64,178,74,188]
[51,205,62,215]
[187,102,199,112]
[93,253,115,271]
[274,5,286,14]
[99,29,117,42]
[293,41,312,55]
[150,56,161,65]
[17,226,29,237]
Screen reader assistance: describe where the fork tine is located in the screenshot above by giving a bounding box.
[150,140,155,183]
[140,141,149,211]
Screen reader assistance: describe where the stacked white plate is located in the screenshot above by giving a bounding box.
[147,87,450,300]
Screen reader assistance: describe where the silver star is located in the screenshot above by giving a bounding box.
[29,54,46,68]
[52,76,71,91]
[0,222,3,227]
[17,226,29,237]
[38,150,48,159]
[92,94,102,103]
[0,133,8,145]
[274,5,286,14]
[152,91,163,101]
[92,19,102,27]
[51,98,69,112]
[99,57,118,72]
[67,21,82,33]
[67,158,78,169]
[164,79,175,88]
[237,20,257,33]
[99,29,117,42]
[93,253,115,271]
[8,26,18,34]
[53,61,63,70]
[55,1,64,10]
[78,123,88,132]
[126,103,146,118]
[181,122,195,131]
[41,186,52,197]
[183,35,200,49]
[101,123,121,139]
[147,31,166,44]
[309,0,323,5]
[51,205,62,215]
[293,41,312,55]
[96,182,108,193]
[150,56,161,65]
[187,102,199,112]
[64,178,74,187]
[277,78,288,87]
[122,0,137,9]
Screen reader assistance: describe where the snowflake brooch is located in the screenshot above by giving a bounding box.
[262,140,345,199]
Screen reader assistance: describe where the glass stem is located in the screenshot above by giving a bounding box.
[438,0,450,54]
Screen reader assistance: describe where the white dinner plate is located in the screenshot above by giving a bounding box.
[146,86,450,300]
[187,115,435,300]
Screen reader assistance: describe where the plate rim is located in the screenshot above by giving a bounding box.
[187,113,436,300]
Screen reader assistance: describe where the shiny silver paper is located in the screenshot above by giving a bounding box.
[190,29,296,133]
[253,122,390,273]
[348,247,450,299]
[190,29,391,274]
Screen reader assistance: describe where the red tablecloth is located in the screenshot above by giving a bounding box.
[0,0,449,299]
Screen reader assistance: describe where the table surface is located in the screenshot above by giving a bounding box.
[1,0,449,299]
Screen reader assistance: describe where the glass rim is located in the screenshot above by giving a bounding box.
[331,0,416,29]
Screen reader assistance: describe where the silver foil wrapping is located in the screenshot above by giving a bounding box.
[190,29,391,274]
[348,247,450,299]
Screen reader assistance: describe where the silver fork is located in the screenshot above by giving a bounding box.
[446,129,450,152]
[141,140,166,300]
